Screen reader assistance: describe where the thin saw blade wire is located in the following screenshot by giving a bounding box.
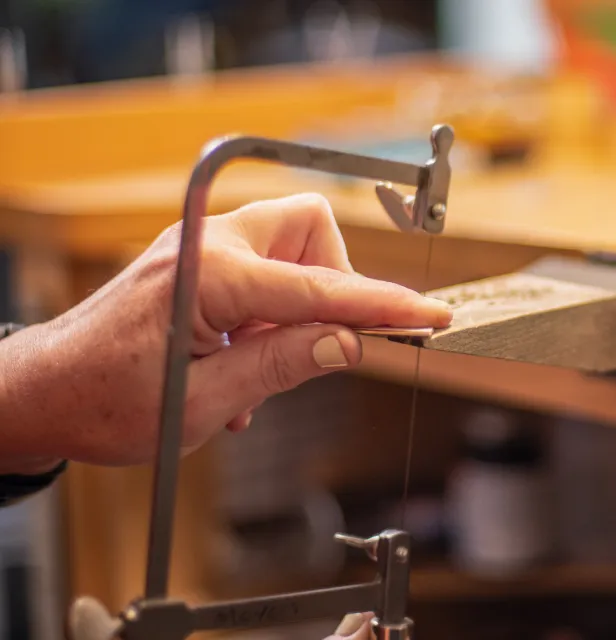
[400,236,434,531]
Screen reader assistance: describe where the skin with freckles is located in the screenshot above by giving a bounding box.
[0,193,451,475]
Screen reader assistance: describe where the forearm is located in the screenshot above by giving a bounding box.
[0,323,64,475]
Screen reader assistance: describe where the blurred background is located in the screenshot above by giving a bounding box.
[0,0,615,639]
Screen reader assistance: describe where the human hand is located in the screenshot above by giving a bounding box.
[1,194,451,472]
[326,613,374,640]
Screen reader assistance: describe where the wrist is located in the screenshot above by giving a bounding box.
[0,322,66,475]
[0,460,68,507]
[0,456,64,476]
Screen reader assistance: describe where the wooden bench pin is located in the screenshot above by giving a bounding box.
[356,270,616,375]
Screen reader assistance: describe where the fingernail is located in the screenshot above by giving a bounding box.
[225,413,253,434]
[335,613,365,636]
[424,297,453,321]
[313,334,350,368]
[426,296,451,310]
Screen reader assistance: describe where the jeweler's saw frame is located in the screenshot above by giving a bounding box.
[67,125,455,640]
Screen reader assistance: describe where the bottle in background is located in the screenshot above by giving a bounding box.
[447,406,554,576]
[551,414,616,564]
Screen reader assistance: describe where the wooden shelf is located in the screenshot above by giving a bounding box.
[349,561,616,602]
[168,559,616,614]
[3,155,616,259]
[411,563,616,601]
[355,337,616,426]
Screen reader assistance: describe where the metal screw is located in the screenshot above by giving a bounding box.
[430,203,446,221]
[125,608,138,621]
[395,546,408,561]
[402,194,416,212]
[334,533,379,561]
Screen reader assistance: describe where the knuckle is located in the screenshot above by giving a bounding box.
[305,265,343,299]
[259,335,297,394]
[303,192,335,223]
[221,207,250,239]
[156,221,184,247]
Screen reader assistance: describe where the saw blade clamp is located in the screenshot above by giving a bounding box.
[67,124,454,640]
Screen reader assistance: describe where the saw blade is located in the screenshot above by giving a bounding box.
[400,236,435,530]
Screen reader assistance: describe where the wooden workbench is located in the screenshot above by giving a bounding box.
[0,56,615,616]
[1,155,614,425]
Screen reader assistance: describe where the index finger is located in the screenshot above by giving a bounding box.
[226,193,354,272]
[205,252,452,331]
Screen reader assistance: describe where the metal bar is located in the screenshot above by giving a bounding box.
[144,176,207,598]
[194,136,425,187]
[191,582,381,631]
[354,327,434,339]
[375,532,410,626]
[144,135,432,599]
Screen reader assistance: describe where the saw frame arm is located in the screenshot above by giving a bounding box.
[67,125,455,640]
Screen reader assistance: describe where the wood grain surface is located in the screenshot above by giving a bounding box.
[422,273,616,373]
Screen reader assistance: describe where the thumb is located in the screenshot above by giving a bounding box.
[188,323,362,431]
[323,613,374,640]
